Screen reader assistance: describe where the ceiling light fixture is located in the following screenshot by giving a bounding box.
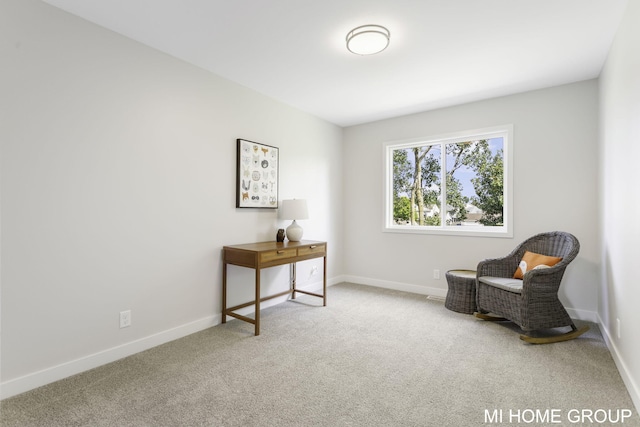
[346,24,390,55]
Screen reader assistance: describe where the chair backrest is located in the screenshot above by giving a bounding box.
[512,231,580,267]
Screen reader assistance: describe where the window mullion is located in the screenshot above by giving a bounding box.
[440,142,446,228]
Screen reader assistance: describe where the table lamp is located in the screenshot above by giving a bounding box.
[280,199,308,242]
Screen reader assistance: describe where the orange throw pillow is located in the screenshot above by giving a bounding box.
[513,251,562,279]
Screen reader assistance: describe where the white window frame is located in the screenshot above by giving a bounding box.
[383,125,513,238]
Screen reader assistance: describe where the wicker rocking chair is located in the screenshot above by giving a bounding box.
[474,231,589,344]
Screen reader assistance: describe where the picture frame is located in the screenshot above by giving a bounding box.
[236,139,279,208]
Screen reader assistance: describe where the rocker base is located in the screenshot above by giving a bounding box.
[474,312,508,322]
[475,313,590,344]
[520,325,590,344]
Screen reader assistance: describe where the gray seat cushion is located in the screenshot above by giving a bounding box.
[478,276,523,294]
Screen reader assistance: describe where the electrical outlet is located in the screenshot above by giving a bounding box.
[433,269,440,280]
[120,310,131,328]
[311,266,319,276]
[617,318,621,339]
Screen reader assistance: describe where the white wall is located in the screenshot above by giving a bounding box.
[0,0,343,398]
[599,0,640,410]
[343,81,600,319]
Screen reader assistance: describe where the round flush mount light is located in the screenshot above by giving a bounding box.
[346,24,390,55]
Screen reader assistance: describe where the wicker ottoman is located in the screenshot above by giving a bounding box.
[445,269,477,314]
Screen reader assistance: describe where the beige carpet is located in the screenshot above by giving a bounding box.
[1,282,638,426]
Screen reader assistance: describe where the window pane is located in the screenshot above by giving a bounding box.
[445,138,504,227]
[392,145,441,226]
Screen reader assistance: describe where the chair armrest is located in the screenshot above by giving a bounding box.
[521,263,569,295]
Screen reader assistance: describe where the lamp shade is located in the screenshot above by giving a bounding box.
[279,199,309,220]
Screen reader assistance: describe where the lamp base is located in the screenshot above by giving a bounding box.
[286,220,303,242]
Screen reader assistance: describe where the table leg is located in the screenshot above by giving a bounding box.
[255,267,261,336]
[322,255,327,306]
[222,261,227,324]
[291,262,297,300]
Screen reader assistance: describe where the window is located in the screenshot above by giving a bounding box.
[383,125,513,237]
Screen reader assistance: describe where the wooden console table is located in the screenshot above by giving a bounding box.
[222,240,327,335]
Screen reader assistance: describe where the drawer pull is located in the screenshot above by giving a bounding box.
[309,245,317,249]
[277,250,285,254]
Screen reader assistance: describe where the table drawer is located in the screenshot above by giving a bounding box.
[298,243,326,257]
[260,248,297,263]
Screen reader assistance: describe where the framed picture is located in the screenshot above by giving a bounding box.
[236,139,279,208]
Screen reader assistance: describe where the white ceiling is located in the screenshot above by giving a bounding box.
[42,0,628,127]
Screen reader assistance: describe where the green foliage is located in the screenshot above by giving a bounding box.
[393,150,412,198]
[421,153,440,207]
[471,148,504,225]
[424,213,441,226]
[393,196,412,222]
[445,174,468,224]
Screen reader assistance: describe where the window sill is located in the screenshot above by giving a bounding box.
[383,225,513,238]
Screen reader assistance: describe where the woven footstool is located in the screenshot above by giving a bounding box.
[445,269,477,314]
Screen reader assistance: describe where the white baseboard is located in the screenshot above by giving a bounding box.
[0,315,219,400]
[342,275,447,298]
[566,307,598,323]
[597,313,640,414]
[0,278,343,401]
